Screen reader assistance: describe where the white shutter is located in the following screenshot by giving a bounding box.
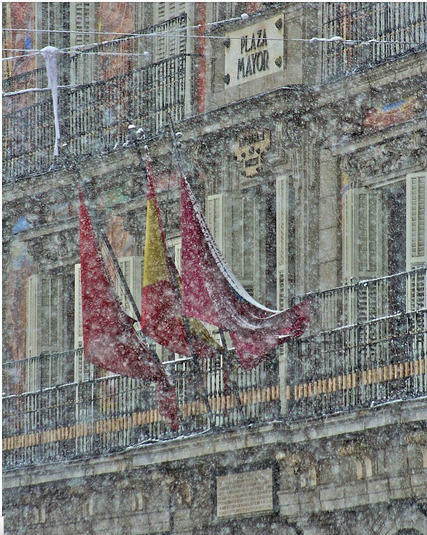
[74,264,83,350]
[173,239,182,274]
[70,3,95,47]
[153,2,187,61]
[207,194,226,254]
[26,274,66,356]
[277,175,289,309]
[343,188,386,282]
[70,3,96,84]
[26,274,39,359]
[74,264,94,382]
[74,257,142,380]
[237,194,258,297]
[116,256,143,320]
[406,172,427,311]
[207,192,260,298]
[342,188,387,322]
[153,2,186,24]
[406,172,427,270]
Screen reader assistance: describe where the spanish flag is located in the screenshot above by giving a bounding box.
[141,159,222,359]
[78,188,178,430]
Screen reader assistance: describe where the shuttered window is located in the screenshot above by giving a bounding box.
[152,3,187,61]
[342,187,388,322]
[69,3,96,84]
[342,188,387,283]
[206,192,261,299]
[26,274,67,358]
[116,256,143,320]
[74,257,142,381]
[406,172,427,311]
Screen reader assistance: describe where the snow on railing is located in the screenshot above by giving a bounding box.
[321,2,427,81]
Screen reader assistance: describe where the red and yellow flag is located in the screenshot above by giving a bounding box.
[78,188,178,429]
[141,160,222,359]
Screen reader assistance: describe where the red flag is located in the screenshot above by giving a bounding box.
[79,189,178,430]
[180,173,310,369]
[141,160,222,359]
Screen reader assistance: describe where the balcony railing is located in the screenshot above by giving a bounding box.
[2,53,196,183]
[3,353,279,469]
[288,267,427,417]
[2,267,427,469]
[321,2,427,81]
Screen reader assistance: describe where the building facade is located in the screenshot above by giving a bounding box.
[3,3,427,534]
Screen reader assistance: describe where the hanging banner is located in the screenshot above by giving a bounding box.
[224,16,284,88]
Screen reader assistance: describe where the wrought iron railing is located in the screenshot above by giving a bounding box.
[2,53,196,183]
[2,353,279,469]
[288,266,427,417]
[2,267,426,469]
[321,3,427,81]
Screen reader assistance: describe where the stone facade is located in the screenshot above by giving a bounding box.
[4,400,427,534]
[3,3,427,534]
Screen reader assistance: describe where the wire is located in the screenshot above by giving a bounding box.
[2,35,422,63]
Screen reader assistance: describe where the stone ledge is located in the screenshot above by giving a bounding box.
[4,399,427,489]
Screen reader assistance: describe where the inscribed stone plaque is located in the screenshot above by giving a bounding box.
[216,468,273,518]
[224,16,284,88]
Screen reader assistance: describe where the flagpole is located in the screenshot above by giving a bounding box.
[167,115,244,420]
[130,137,217,430]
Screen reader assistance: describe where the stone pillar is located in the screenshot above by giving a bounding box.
[318,148,339,290]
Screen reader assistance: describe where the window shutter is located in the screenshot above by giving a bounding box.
[207,192,260,298]
[406,172,427,311]
[26,274,66,357]
[74,257,142,380]
[153,2,186,23]
[152,2,187,61]
[276,175,289,309]
[174,239,182,274]
[406,172,427,269]
[69,3,96,84]
[207,193,226,254]
[74,264,94,382]
[116,256,143,320]
[26,275,39,359]
[70,3,94,47]
[238,194,258,298]
[74,264,83,350]
[342,188,387,322]
[342,188,386,282]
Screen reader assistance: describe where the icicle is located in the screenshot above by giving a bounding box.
[40,46,60,157]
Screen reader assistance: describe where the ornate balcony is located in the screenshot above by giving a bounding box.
[2,52,197,183]
[321,2,427,81]
[3,267,426,470]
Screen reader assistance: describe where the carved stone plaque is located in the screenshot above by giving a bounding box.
[216,468,273,518]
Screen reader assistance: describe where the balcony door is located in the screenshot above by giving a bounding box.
[342,173,426,320]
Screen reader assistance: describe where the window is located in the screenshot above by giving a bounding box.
[342,172,426,317]
[26,274,67,358]
[206,191,263,300]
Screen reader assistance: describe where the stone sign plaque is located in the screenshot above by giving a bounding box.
[224,16,284,88]
[216,468,273,518]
